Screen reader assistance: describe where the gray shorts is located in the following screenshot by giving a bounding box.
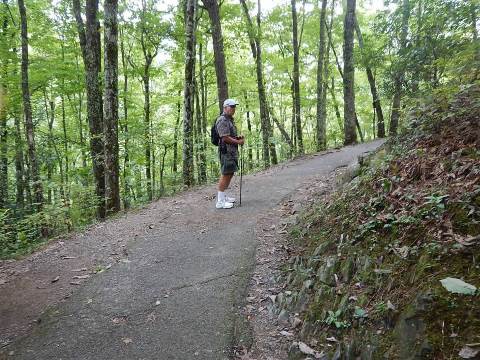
[220,152,238,175]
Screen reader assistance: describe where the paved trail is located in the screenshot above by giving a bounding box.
[0,140,383,360]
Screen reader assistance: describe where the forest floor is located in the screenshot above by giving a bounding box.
[0,139,383,360]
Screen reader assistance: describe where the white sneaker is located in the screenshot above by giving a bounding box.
[225,196,236,203]
[216,200,234,209]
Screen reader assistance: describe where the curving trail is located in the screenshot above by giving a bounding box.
[0,140,383,360]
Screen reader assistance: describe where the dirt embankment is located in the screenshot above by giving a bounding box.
[243,84,480,359]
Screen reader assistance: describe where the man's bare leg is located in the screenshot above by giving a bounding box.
[218,174,234,192]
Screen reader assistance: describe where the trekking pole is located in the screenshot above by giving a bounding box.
[239,144,243,207]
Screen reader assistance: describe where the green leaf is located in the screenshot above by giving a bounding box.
[354,306,367,318]
[440,277,477,295]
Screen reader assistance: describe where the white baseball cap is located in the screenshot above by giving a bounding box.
[223,98,239,107]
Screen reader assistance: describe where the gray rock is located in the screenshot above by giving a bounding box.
[278,309,290,325]
[341,257,355,282]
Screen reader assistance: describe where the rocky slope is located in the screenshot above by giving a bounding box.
[273,84,480,359]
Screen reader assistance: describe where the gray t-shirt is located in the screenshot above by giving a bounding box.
[216,113,238,156]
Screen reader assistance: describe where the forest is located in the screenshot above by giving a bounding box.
[0,0,478,257]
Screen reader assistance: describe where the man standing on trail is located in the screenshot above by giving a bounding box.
[215,98,244,209]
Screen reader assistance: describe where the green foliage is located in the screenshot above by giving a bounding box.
[324,309,350,329]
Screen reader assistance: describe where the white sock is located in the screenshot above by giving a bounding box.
[217,191,225,202]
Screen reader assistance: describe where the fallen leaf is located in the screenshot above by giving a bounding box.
[459,345,480,359]
[51,276,60,283]
[440,277,477,295]
[61,256,76,260]
[70,281,81,285]
[155,300,161,306]
[326,336,338,343]
[72,268,88,272]
[122,337,132,345]
[280,330,294,337]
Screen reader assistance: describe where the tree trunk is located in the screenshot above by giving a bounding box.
[316,0,328,151]
[182,0,196,187]
[159,144,168,195]
[143,70,152,199]
[343,0,357,145]
[269,105,293,157]
[73,0,106,218]
[173,93,180,173]
[390,0,410,136]
[46,97,55,204]
[291,0,304,154]
[0,78,7,209]
[14,107,25,214]
[243,91,253,169]
[330,77,343,132]
[104,0,120,214]
[471,2,479,79]
[202,0,228,113]
[0,3,8,209]
[319,0,334,150]
[240,0,273,168]
[119,26,131,209]
[195,79,207,184]
[19,0,43,210]
[354,17,385,138]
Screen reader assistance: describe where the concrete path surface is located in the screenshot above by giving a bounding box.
[0,140,383,360]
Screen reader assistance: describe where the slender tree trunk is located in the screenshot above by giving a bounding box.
[316,0,328,151]
[14,107,25,214]
[471,2,479,79]
[198,39,209,178]
[182,0,196,187]
[269,105,293,157]
[0,0,8,210]
[291,0,304,154]
[411,0,422,92]
[202,0,228,113]
[240,0,272,168]
[0,80,7,209]
[199,39,208,136]
[119,26,130,209]
[59,40,70,204]
[19,0,43,210]
[243,91,253,169]
[143,69,152,199]
[330,77,343,132]
[343,0,357,145]
[195,80,207,184]
[73,0,106,218]
[0,3,8,209]
[72,50,88,171]
[173,93,180,173]
[319,0,334,150]
[46,98,55,203]
[354,17,385,138]
[159,144,168,195]
[390,0,410,136]
[24,153,32,211]
[47,99,66,204]
[104,0,120,213]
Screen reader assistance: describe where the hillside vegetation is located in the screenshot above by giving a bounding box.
[278,84,480,359]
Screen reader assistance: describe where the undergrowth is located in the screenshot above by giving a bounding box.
[281,84,480,358]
